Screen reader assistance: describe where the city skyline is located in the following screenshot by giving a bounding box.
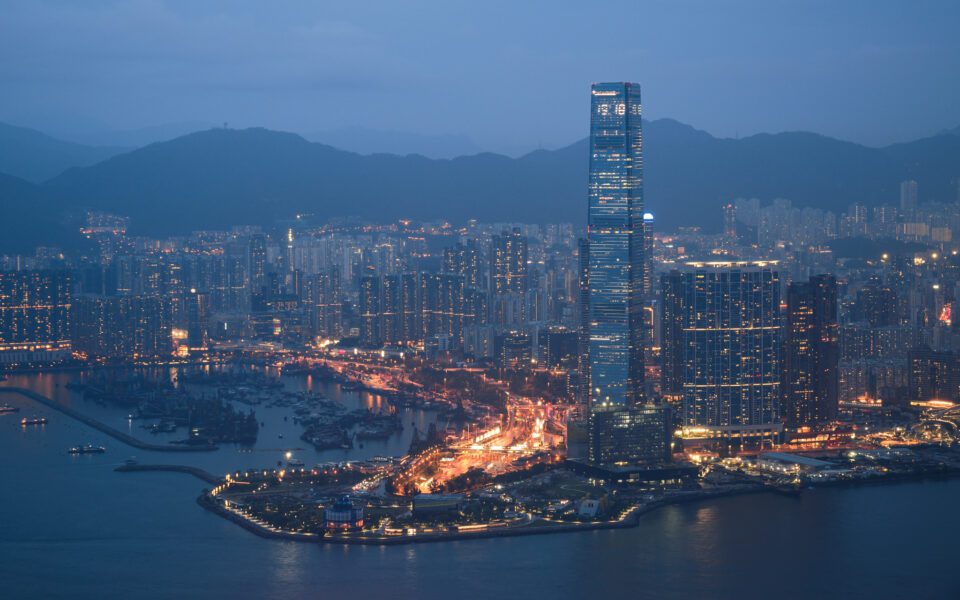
[3,4,960,598]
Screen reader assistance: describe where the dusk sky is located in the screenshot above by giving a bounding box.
[2,0,958,153]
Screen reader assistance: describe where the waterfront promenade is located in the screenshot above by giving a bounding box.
[0,386,218,452]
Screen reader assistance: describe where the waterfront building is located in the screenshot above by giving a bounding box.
[584,82,668,466]
[587,403,671,465]
[661,262,783,446]
[586,82,645,409]
[0,269,72,365]
[324,497,364,532]
[73,294,172,360]
[783,275,839,428]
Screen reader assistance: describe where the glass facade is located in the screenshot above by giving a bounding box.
[661,263,782,437]
[587,82,645,409]
[588,404,671,465]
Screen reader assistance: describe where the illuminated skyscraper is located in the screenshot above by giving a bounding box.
[585,82,667,466]
[0,269,72,365]
[642,212,654,297]
[661,262,783,446]
[490,229,528,295]
[586,82,645,409]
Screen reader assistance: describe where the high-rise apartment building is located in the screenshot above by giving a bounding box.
[783,275,839,428]
[490,229,528,295]
[0,269,72,364]
[661,262,783,446]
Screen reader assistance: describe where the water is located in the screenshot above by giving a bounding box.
[1,373,958,599]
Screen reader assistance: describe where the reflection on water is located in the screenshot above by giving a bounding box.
[2,371,960,598]
[2,367,443,474]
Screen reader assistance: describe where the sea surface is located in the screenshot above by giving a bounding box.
[1,371,958,599]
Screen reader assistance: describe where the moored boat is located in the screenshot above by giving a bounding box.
[68,444,106,454]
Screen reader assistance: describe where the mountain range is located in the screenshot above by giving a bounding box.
[1,118,959,253]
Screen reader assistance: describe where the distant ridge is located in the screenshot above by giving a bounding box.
[0,122,125,183]
[0,118,958,250]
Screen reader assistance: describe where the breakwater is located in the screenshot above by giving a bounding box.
[0,386,218,452]
[114,463,222,485]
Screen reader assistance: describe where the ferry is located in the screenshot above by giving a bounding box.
[21,416,48,426]
[68,444,106,455]
[0,404,20,414]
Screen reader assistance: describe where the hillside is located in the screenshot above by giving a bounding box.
[0,119,953,249]
[0,122,125,182]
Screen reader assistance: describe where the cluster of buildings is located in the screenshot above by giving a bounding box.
[2,81,960,475]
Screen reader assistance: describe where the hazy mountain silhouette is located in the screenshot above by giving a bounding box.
[305,127,484,159]
[1,119,959,250]
[53,121,216,150]
[0,172,77,252]
[0,122,125,182]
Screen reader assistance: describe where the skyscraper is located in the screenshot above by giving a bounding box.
[585,82,667,467]
[490,228,528,295]
[586,82,645,409]
[661,262,783,447]
[642,212,654,298]
[0,269,72,365]
[783,275,839,428]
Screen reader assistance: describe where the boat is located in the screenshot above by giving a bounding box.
[21,416,48,426]
[287,458,305,467]
[68,444,106,455]
[0,404,20,414]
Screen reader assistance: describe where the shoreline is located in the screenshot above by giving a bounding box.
[0,387,218,452]
[115,463,960,546]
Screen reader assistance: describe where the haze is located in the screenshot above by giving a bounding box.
[1,0,958,154]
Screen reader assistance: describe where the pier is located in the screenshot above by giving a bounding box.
[114,463,222,485]
[0,386,218,452]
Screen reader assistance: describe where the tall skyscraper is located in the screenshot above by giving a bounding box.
[783,275,839,428]
[661,262,783,447]
[585,82,667,467]
[586,82,645,409]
